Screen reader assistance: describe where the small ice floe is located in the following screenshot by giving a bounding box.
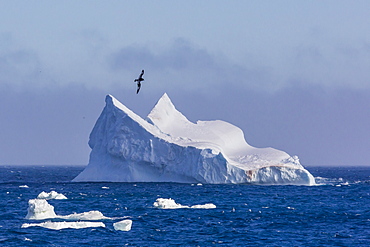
[154,198,186,209]
[113,219,132,231]
[191,203,217,209]
[21,221,105,230]
[25,199,111,220]
[25,199,57,220]
[101,186,109,189]
[37,191,67,200]
[153,198,216,209]
[60,211,110,221]
[197,183,203,186]
[19,185,29,188]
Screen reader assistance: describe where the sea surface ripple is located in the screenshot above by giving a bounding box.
[0,166,369,246]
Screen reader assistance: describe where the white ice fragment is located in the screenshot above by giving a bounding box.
[153,198,187,209]
[21,221,105,230]
[190,203,216,209]
[101,186,109,189]
[153,198,216,209]
[25,199,110,220]
[25,199,57,220]
[37,191,67,200]
[19,185,29,188]
[113,219,132,231]
[60,211,110,220]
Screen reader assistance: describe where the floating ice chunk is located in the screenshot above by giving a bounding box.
[25,199,110,220]
[19,185,29,188]
[113,219,132,231]
[190,203,216,209]
[153,198,187,209]
[21,221,105,230]
[25,199,57,220]
[37,191,67,200]
[153,198,216,209]
[101,186,109,189]
[60,211,111,220]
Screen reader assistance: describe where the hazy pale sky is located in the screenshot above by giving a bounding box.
[1,1,369,166]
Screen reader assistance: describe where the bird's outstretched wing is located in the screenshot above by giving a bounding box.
[139,69,144,79]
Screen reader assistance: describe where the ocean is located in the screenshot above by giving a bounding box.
[0,166,369,246]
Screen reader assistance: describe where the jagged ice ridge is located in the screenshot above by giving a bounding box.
[73,93,315,185]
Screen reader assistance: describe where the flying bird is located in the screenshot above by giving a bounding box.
[134,69,145,94]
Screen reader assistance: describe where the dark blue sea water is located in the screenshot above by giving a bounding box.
[0,166,369,246]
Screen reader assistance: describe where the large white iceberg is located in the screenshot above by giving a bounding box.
[73,93,315,185]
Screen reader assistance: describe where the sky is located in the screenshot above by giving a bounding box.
[0,1,369,166]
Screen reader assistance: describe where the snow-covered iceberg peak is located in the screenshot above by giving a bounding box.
[147,93,191,132]
[73,93,315,185]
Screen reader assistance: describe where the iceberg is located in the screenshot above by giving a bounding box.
[73,93,315,185]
